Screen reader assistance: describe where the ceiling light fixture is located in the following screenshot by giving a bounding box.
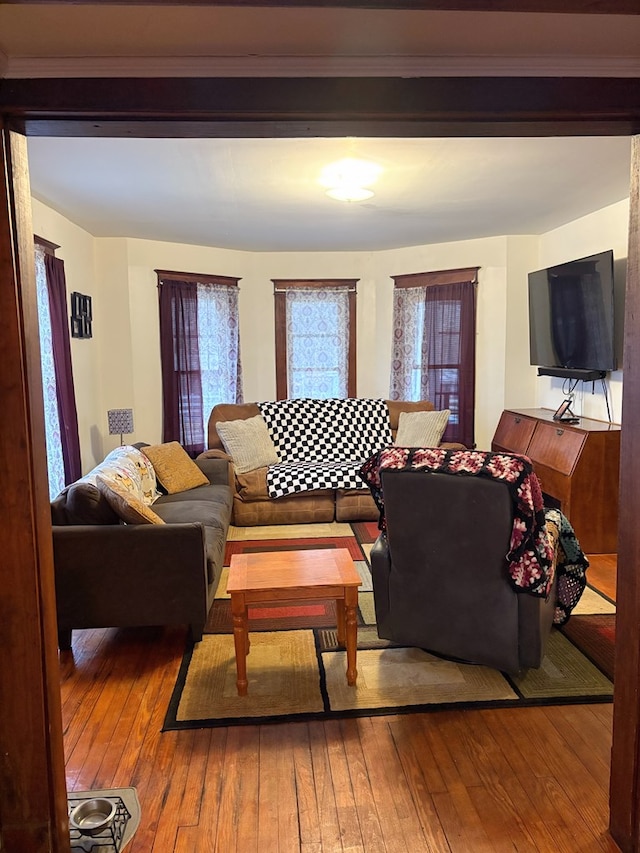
[325,186,375,202]
[319,157,382,203]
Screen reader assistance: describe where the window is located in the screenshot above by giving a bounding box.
[390,267,478,447]
[273,279,357,400]
[34,236,82,498]
[157,270,243,455]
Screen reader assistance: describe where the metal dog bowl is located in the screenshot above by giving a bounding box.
[69,797,117,836]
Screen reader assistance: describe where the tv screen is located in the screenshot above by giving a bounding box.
[528,249,616,373]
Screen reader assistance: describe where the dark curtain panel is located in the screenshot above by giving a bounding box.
[158,279,204,456]
[44,254,81,483]
[423,280,476,447]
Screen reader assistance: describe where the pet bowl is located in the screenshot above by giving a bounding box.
[69,797,116,836]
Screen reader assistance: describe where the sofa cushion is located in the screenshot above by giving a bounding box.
[96,474,165,525]
[61,481,120,525]
[395,409,450,447]
[234,467,270,502]
[154,483,233,513]
[216,414,279,474]
[142,441,209,494]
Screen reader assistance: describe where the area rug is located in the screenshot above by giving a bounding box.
[163,521,615,731]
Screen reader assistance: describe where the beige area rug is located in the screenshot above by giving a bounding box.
[163,521,614,730]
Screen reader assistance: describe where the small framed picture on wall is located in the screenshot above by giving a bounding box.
[70,291,93,339]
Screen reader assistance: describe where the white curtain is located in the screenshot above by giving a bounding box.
[35,246,65,498]
[389,285,428,400]
[286,287,350,399]
[197,282,243,435]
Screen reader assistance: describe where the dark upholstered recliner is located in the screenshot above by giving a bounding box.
[369,468,557,673]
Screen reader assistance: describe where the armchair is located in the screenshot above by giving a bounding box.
[366,454,558,673]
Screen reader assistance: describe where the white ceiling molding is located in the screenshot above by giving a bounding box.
[5,54,640,79]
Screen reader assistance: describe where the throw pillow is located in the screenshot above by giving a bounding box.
[141,441,209,494]
[216,414,279,474]
[395,409,451,447]
[96,474,165,524]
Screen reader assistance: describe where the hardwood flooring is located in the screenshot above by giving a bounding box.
[60,556,619,852]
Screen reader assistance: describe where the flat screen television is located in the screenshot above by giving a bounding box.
[528,249,616,376]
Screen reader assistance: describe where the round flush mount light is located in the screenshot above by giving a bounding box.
[325,186,375,202]
[319,157,382,202]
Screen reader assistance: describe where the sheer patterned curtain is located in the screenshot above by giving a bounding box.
[286,287,350,399]
[390,268,478,447]
[158,272,243,455]
[197,281,243,423]
[389,285,428,401]
[35,246,65,498]
[44,253,81,484]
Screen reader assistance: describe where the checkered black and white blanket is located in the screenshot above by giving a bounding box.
[258,398,393,499]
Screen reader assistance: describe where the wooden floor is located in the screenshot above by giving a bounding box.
[60,555,619,853]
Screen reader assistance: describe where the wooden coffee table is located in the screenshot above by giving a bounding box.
[227,548,362,696]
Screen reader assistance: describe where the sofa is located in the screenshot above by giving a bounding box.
[50,443,232,649]
[201,398,461,526]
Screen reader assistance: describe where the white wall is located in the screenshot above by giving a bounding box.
[32,196,629,471]
[537,199,629,423]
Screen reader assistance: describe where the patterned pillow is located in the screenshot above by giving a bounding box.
[395,410,450,447]
[141,442,209,494]
[216,415,279,474]
[96,473,165,524]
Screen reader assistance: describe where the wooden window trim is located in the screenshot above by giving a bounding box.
[273,278,357,400]
[392,267,480,288]
[155,268,240,286]
[33,234,60,256]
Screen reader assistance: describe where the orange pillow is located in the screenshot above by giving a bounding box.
[141,441,209,494]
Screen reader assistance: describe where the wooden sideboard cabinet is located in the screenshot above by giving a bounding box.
[491,408,621,554]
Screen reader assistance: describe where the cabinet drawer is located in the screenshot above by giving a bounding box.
[527,423,586,475]
[492,411,536,454]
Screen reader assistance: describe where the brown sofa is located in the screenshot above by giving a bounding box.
[51,450,232,649]
[201,399,460,526]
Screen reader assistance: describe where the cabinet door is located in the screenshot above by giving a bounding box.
[492,411,536,454]
[527,422,586,475]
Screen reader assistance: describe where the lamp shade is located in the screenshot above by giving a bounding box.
[107,408,134,437]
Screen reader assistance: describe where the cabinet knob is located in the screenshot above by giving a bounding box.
[514,417,521,424]
[556,428,564,436]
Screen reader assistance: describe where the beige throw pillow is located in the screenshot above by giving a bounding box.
[96,474,165,524]
[216,414,279,474]
[141,441,209,494]
[395,409,451,447]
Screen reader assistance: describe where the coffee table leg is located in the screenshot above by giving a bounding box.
[230,593,249,696]
[345,588,358,686]
[336,599,346,647]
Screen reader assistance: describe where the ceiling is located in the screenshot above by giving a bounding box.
[26,135,632,252]
[3,4,638,252]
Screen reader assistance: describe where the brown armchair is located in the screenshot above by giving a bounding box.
[368,464,558,673]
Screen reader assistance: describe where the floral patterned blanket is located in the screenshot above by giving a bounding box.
[359,447,588,625]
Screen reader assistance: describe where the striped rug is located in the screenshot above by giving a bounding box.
[163,521,614,731]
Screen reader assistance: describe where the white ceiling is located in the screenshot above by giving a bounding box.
[26,135,632,252]
[3,5,636,252]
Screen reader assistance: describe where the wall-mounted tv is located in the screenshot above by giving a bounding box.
[528,249,616,378]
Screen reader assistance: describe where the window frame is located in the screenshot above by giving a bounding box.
[273,278,357,400]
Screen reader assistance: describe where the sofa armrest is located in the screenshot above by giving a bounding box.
[439,442,468,451]
[53,522,209,643]
[194,454,232,487]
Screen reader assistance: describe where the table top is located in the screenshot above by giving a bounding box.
[227,548,361,593]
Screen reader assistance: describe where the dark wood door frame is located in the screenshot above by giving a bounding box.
[1,74,639,851]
